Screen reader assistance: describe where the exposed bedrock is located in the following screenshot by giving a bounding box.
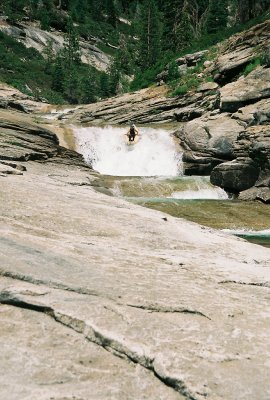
[220,67,270,112]
[212,20,270,84]
[0,110,87,167]
[0,157,270,399]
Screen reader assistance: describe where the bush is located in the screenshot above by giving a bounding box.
[243,57,262,76]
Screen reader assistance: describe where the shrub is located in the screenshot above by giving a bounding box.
[243,57,262,76]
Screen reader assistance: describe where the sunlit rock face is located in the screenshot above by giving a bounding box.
[0,22,110,71]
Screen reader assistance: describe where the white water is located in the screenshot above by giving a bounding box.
[73,125,182,176]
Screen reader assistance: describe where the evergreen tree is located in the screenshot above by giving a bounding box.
[100,72,110,98]
[206,0,229,33]
[137,0,163,68]
[63,17,81,68]
[63,64,80,103]
[43,39,54,73]
[80,69,97,104]
[161,0,184,52]
[175,0,194,51]
[106,0,117,27]
[52,55,64,92]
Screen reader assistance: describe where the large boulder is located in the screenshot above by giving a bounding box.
[175,113,244,174]
[210,158,260,193]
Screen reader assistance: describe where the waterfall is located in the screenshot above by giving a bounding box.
[72,125,182,177]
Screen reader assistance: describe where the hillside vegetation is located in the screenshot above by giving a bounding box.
[0,0,269,104]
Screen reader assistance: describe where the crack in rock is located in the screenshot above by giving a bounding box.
[219,280,270,288]
[0,291,199,400]
[0,269,107,299]
[126,303,211,320]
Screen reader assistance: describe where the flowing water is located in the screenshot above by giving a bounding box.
[72,125,270,248]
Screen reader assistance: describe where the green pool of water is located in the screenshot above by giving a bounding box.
[92,175,270,248]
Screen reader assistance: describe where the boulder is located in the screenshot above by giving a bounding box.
[175,113,244,174]
[210,158,260,193]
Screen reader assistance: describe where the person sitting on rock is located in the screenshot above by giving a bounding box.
[127,124,139,142]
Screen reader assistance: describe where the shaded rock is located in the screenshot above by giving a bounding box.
[220,67,270,112]
[210,158,260,192]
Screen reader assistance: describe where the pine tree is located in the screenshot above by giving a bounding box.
[106,0,117,27]
[52,55,64,92]
[137,0,163,68]
[161,0,184,52]
[206,0,229,33]
[63,64,80,103]
[63,17,81,68]
[80,69,97,104]
[43,39,54,73]
[100,73,110,98]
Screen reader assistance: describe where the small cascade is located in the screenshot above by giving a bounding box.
[170,177,228,200]
[73,125,182,177]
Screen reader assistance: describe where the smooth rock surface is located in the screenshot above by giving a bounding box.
[0,152,270,399]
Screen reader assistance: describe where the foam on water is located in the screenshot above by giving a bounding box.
[73,125,182,177]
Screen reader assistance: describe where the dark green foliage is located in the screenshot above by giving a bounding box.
[137,0,163,68]
[0,0,269,104]
[243,57,262,76]
[206,0,229,33]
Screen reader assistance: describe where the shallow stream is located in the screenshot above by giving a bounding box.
[70,124,270,248]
